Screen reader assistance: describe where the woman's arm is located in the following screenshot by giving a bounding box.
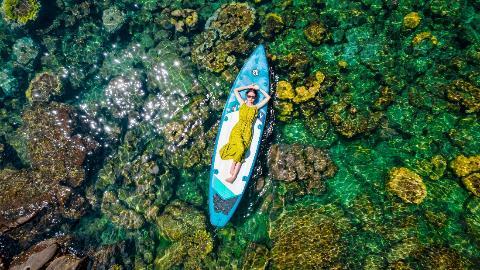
[255,87,271,109]
[233,85,253,104]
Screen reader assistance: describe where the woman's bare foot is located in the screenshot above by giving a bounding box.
[225,176,236,183]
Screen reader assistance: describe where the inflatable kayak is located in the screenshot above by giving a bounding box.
[208,45,270,227]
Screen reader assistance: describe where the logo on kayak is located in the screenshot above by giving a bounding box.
[252,69,259,76]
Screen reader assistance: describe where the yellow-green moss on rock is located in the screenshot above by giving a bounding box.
[269,203,350,269]
[463,173,480,197]
[304,21,327,45]
[25,71,62,103]
[276,80,294,100]
[2,0,40,25]
[261,13,284,39]
[450,155,480,178]
[387,167,427,204]
[403,12,421,29]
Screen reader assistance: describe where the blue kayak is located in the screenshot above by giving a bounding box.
[208,45,270,227]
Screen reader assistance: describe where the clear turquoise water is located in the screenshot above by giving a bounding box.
[1,0,480,269]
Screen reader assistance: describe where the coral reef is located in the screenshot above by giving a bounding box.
[191,2,255,72]
[387,167,427,204]
[269,201,351,269]
[326,95,384,138]
[411,31,438,46]
[409,155,447,181]
[155,200,213,270]
[22,102,98,187]
[241,243,269,270]
[273,71,328,122]
[162,97,218,169]
[274,52,310,84]
[96,137,175,227]
[466,198,480,241]
[102,6,125,33]
[205,2,255,38]
[101,191,145,230]
[1,0,40,25]
[0,67,18,96]
[292,71,325,103]
[261,13,284,39]
[445,79,480,113]
[304,21,328,45]
[450,155,480,196]
[403,12,421,29]
[275,80,294,100]
[159,8,198,33]
[25,71,62,103]
[268,144,336,193]
[419,246,468,269]
[12,37,38,68]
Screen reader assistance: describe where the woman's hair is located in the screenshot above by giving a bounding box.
[246,89,257,97]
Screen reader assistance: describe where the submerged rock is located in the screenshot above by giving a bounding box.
[241,243,269,270]
[0,67,18,96]
[8,237,86,270]
[191,2,255,72]
[269,144,336,183]
[326,96,383,138]
[89,242,132,270]
[387,167,427,204]
[261,13,284,39]
[466,198,480,241]
[205,2,255,38]
[304,21,328,45]
[445,79,480,113]
[1,102,96,245]
[45,255,82,270]
[2,0,40,25]
[25,71,62,103]
[450,155,480,197]
[155,200,213,270]
[22,102,98,187]
[160,8,198,33]
[403,12,421,29]
[269,202,351,269]
[0,169,53,234]
[9,239,58,270]
[102,6,125,33]
[12,37,38,68]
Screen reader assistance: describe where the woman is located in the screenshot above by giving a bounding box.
[219,83,271,183]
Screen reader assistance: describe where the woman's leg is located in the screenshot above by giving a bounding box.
[230,160,236,175]
[226,162,242,183]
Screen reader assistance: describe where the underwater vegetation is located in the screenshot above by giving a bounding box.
[1,0,40,25]
[0,0,480,269]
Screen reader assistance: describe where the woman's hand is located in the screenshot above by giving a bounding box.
[249,84,259,90]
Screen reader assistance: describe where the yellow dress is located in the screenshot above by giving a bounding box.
[220,103,258,163]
